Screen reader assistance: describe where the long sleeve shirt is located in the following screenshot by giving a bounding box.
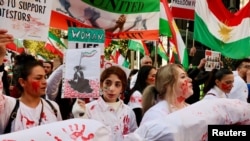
[83,97,138,140]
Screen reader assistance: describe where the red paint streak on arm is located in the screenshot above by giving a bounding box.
[123,115,130,134]
[90,105,95,110]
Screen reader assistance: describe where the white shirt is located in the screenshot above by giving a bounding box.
[203,86,227,99]
[140,100,171,126]
[228,71,248,102]
[83,97,138,140]
[2,99,250,141]
[130,72,138,89]
[127,90,142,109]
[0,96,62,134]
[125,98,250,141]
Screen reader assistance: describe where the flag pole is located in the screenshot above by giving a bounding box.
[130,50,135,69]
[154,40,158,68]
[185,20,189,48]
[137,50,140,69]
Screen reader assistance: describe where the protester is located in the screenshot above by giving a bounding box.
[124,65,157,126]
[0,53,62,133]
[76,66,137,140]
[0,30,62,133]
[2,98,250,141]
[125,98,250,141]
[43,61,53,79]
[228,58,250,102]
[202,68,234,99]
[186,58,208,104]
[130,55,153,89]
[46,65,76,120]
[141,64,193,125]
[124,69,138,96]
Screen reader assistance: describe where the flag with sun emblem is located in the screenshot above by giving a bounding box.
[194,0,250,59]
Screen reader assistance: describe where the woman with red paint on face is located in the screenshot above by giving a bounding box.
[140,64,193,125]
[202,68,234,99]
[82,66,138,140]
[124,65,157,126]
[0,30,62,134]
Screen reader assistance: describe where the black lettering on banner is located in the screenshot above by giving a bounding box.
[7,0,16,8]
[1,0,47,22]
[108,32,144,39]
[208,125,250,141]
[75,43,99,49]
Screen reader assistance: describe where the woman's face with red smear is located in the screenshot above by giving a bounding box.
[146,68,157,85]
[216,74,234,93]
[175,67,193,100]
[22,66,47,97]
[101,74,123,103]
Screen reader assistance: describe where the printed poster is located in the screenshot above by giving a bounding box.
[62,27,104,98]
[205,50,221,71]
[51,0,160,40]
[0,0,53,41]
[62,48,100,98]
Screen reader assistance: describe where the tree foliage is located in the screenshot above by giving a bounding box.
[23,28,64,60]
[104,39,129,60]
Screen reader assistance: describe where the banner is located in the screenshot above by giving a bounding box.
[0,0,53,41]
[62,28,104,98]
[171,0,196,20]
[51,0,160,40]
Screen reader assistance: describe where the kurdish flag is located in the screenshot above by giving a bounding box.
[194,0,250,59]
[158,42,169,61]
[160,0,189,69]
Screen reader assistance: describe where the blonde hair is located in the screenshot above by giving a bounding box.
[142,64,184,114]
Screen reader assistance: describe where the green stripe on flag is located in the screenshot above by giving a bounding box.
[122,59,130,68]
[160,19,171,36]
[194,14,250,59]
[82,0,160,13]
[157,45,168,61]
[182,47,189,70]
[49,31,67,49]
[128,40,145,55]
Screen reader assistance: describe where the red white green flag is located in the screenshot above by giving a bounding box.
[194,0,250,59]
[45,31,66,58]
[160,0,189,69]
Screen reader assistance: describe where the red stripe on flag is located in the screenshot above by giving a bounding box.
[161,0,181,63]
[45,43,63,58]
[207,0,250,26]
[105,38,112,48]
[172,7,194,20]
[6,43,24,54]
[142,40,150,56]
[50,11,91,30]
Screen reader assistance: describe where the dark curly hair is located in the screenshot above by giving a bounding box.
[13,53,43,93]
